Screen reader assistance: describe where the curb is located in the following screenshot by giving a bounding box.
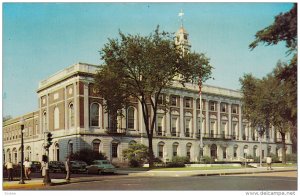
[3,181,70,190]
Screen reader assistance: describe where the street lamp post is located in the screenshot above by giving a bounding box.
[19,117,25,184]
[257,124,264,168]
[198,79,204,162]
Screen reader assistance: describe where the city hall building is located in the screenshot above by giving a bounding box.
[3,26,292,165]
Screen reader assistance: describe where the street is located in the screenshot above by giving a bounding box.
[37,171,297,191]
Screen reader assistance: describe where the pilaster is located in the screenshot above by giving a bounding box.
[180,96,184,137]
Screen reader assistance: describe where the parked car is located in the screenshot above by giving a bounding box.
[31,161,41,172]
[70,161,87,173]
[49,161,65,173]
[86,160,116,175]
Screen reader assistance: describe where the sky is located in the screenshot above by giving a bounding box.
[3,2,294,118]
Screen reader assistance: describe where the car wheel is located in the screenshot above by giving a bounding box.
[98,170,102,175]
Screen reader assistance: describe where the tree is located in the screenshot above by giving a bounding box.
[71,148,107,165]
[240,65,293,163]
[249,3,297,153]
[94,26,212,168]
[249,3,297,52]
[123,143,149,167]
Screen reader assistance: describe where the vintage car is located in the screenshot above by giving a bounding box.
[86,160,116,174]
[70,160,87,173]
[31,161,41,172]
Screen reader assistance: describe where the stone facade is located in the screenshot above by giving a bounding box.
[3,62,292,164]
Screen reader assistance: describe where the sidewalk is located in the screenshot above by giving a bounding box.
[128,167,297,177]
[3,167,297,190]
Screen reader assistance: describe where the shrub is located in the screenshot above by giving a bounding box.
[167,156,188,167]
[286,154,297,163]
[201,156,215,164]
[71,148,107,165]
[269,153,280,163]
[123,143,149,167]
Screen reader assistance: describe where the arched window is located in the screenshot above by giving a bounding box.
[158,142,165,158]
[210,144,217,159]
[54,143,60,161]
[111,140,120,158]
[233,145,238,158]
[92,139,101,152]
[12,148,17,164]
[68,140,73,156]
[253,145,258,157]
[243,145,249,158]
[54,107,60,129]
[186,143,192,160]
[127,107,135,130]
[69,103,75,128]
[43,111,47,133]
[172,142,179,157]
[25,146,31,161]
[90,103,100,127]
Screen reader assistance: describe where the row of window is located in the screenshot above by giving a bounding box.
[158,95,239,113]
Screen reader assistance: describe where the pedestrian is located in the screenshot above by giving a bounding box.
[266,156,272,170]
[41,161,46,177]
[5,159,14,181]
[65,157,71,181]
[23,158,32,180]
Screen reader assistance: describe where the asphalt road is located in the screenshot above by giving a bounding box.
[38,171,297,191]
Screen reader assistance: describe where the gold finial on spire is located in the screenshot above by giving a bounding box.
[178,9,184,27]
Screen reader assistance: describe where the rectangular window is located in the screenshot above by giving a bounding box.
[171,96,177,106]
[157,117,163,136]
[185,98,191,108]
[221,104,227,112]
[112,143,118,158]
[93,143,100,152]
[158,145,163,158]
[171,118,177,136]
[158,94,163,105]
[210,102,216,111]
[232,105,238,114]
[185,118,190,137]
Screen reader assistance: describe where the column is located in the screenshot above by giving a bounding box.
[83,82,89,131]
[64,86,68,130]
[46,93,49,131]
[205,99,209,137]
[165,95,170,137]
[238,104,242,141]
[180,96,184,137]
[217,101,221,137]
[103,100,108,130]
[138,99,146,136]
[228,103,232,138]
[192,97,197,138]
[74,82,78,130]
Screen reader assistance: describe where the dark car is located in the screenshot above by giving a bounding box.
[49,161,64,173]
[70,161,87,173]
[31,161,41,172]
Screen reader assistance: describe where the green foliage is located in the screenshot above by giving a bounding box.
[201,156,215,164]
[123,143,149,167]
[286,153,297,163]
[71,148,107,165]
[248,4,297,154]
[269,153,280,163]
[249,4,297,52]
[94,26,213,167]
[166,156,189,167]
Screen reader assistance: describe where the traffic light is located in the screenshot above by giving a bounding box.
[47,132,53,148]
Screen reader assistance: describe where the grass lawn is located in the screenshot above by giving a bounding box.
[151,166,243,171]
[262,163,297,167]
